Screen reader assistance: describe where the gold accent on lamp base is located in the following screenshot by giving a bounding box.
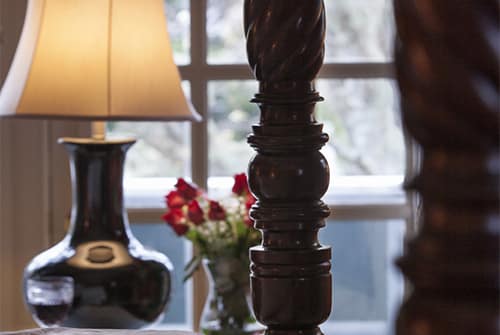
[91,121,106,141]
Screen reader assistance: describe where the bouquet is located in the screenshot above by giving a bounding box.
[162,173,261,281]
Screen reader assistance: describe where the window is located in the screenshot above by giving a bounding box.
[0,0,412,333]
[108,1,410,335]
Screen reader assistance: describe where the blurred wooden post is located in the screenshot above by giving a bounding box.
[394,1,499,334]
[244,1,332,334]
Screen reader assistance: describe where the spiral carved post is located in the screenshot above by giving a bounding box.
[245,1,332,335]
[394,1,499,334]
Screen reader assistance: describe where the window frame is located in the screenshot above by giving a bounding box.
[0,0,415,332]
[127,0,413,333]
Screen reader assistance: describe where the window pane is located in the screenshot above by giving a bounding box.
[207,0,246,64]
[107,83,191,178]
[208,81,259,176]
[131,219,404,331]
[207,0,394,63]
[325,0,394,62]
[320,220,404,332]
[131,223,191,326]
[316,79,404,176]
[108,122,190,178]
[165,0,190,65]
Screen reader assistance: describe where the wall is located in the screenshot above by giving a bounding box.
[0,1,88,329]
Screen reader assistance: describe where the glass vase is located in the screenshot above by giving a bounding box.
[200,257,262,335]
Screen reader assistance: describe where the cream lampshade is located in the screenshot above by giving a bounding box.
[1,0,199,329]
[0,0,200,121]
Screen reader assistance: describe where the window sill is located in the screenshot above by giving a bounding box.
[322,321,390,335]
[124,175,405,207]
[124,176,409,223]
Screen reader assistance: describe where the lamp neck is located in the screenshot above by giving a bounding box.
[61,138,136,246]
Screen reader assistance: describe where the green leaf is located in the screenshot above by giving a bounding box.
[235,220,247,238]
[185,229,198,242]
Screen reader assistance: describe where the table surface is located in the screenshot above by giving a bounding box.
[0,329,197,335]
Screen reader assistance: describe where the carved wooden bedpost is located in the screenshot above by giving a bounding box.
[394,1,499,334]
[244,1,332,334]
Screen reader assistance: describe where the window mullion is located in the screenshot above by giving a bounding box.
[319,62,395,79]
[180,62,395,81]
[179,64,253,81]
[189,0,208,332]
[189,80,208,189]
[189,0,208,189]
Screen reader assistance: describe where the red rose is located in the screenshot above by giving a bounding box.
[175,178,199,201]
[232,173,250,196]
[162,209,189,236]
[162,208,185,225]
[170,223,189,236]
[245,193,256,210]
[244,195,255,227]
[188,200,204,225]
[165,190,186,209]
[244,214,253,227]
[208,201,226,221]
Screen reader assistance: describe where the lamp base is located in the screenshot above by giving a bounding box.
[23,138,172,329]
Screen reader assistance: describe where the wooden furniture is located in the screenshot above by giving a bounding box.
[245,1,332,335]
[244,0,499,334]
[393,1,499,334]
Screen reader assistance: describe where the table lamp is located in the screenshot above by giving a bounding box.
[0,0,200,329]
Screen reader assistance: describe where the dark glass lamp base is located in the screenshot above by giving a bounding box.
[24,138,172,329]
